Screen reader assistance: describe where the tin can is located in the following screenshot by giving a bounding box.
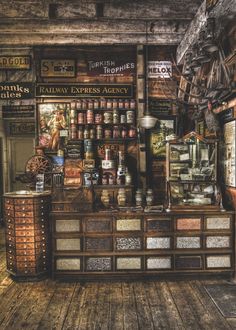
[96,125,103,139]
[120,114,126,124]
[121,127,127,138]
[105,148,111,160]
[102,174,108,185]
[78,112,85,124]
[108,174,115,185]
[112,99,118,109]
[128,127,136,138]
[70,124,77,140]
[87,110,94,124]
[82,99,87,110]
[88,99,93,110]
[104,112,113,124]
[126,110,135,124]
[94,99,99,109]
[107,99,112,109]
[124,99,130,109]
[76,100,82,110]
[113,109,119,124]
[84,126,90,139]
[95,113,103,124]
[104,128,112,139]
[77,127,84,139]
[90,128,96,139]
[130,99,136,109]
[118,99,124,109]
[100,98,106,109]
[113,126,120,138]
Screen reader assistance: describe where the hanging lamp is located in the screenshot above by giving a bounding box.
[139,44,158,129]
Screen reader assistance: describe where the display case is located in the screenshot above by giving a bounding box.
[166,132,222,210]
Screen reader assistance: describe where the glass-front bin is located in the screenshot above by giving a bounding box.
[166,132,222,210]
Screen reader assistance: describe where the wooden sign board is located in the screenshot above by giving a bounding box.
[6,121,35,136]
[148,80,177,99]
[40,59,76,77]
[0,56,31,70]
[0,82,34,99]
[2,105,35,119]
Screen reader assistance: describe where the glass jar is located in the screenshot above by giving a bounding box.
[87,109,94,124]
[78,112,85,124]
[84,126,90,139]
[113,109,119,124]
[96,125,103,139]
[126,110,135,124]
[135,189,143,206]
[146,189,154,206]
[104,112,113,124]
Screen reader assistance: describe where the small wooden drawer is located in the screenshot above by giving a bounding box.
[56,257,81,271]
[146,237,171,250]
[7,253,16,262]
[4,198,14,205]
[175,255,202,269]
[6,223,15,230]
[5,217,14,224]
[176,236,201,249]
[5,204,14,211]
[15,205,34,212]
[205,236,231,249]
[116,257,142,271]
[15,236,35,243]
[5,210,14,217]
[16,242,35,249]
[55,219,81,233]
[6,229,15,237]
[176,217,201,231]
[146,218,172,232]
[85,257,112,272]
[85,218,112,233]
[15,211,34,218]
[15,217,35,224]
[85,237,112,251]
[115,237,142,250]
[206,255,231,269]
[17,268,37,276]
[56,238,81,251]
[205,216,231,230]
[116,218,142,231]
[17,261,37,269]
[15,230,35,237]
[14,199,33,205]
[146,256,172,270]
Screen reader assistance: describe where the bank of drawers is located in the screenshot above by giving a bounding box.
[51,212,234,277]
[4,195,50,278]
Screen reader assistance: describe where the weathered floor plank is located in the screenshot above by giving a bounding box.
[122,282,139,330]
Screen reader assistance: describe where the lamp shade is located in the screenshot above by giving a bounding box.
[139,114,157,129]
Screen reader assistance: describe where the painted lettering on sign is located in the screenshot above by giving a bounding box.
[40,59,76,77]
[0,56,31,70]
[148,61,172,78]
[0,83,34,99]
[87,59,135,76]
[36,84,133,98]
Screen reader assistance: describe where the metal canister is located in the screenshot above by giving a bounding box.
[90,128,96,139]
[87,109,94,124]
[130,99,136,109]
[112,99,118,109]
[88,99,93,110]
[100,98,106,109]
[113,109,119,124]
[105,148,111,160]
[96,125,103,139]
[78,112,85,124]
[94,99,99,109]
[76,100,82,110]
[77,127,84,139]
[113,126,120,138]
[104,128,112,139]
[107,99,112,109]
[70,124,77,140]
[104,112,113,124]
[124,99,130,109]
[118,99,124,109]
[95,113,103,124]
[102,174,108,185]
[84,126,90,139]
[82,99,87,110]
[128,126,136,138]
[108,174,115,185]
[126,110,135,124]
[121,127,127,138]
[120,114,126,124]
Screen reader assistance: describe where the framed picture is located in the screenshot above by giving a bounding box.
[150,116,176,159]
[37,103,70,152]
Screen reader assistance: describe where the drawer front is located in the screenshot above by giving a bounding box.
[85,218,112,233]
[176,236,201,249]
[116,257,142,270]
[205,216,231,230]
[5,204,14,211]
[206,236,231,249]
[56,238,81,251]
[85,237,112,251]
[206,255,231,269]
[146,218,172,232]
[15,217,35,224]
[56,257,81,271]
[146,256,172,270]
[146,237,171,249]
[55,219,81,233]
[115,237,141,251]
[5,198,14,205]
[85,257,112,272]
[15,211,34,218]
[15,205,34,212]
[175,256,202,269]
[176,217,201,231]
[14,198,34,205]
[5,210,14,217]
[116,219,142,231]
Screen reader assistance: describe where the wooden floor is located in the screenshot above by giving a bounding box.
[0,227,236,330]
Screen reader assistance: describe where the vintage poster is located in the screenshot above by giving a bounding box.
[38,103,70,152]
[223,120,236,187]
[150,118,176,159]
